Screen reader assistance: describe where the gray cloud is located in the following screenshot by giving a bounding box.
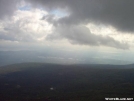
[0,22,35,42]
[47,25,129,49]
[0,0,130,49]
[0,0,19,19]
[25,0,132,49]
[27,0,134,32]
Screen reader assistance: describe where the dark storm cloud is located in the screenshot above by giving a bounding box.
[27,0,134,32]
[46,25,129,49]
[0,0,19,19]
[28,0,130,49]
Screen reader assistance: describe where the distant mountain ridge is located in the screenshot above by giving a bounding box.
[0,62,134,75]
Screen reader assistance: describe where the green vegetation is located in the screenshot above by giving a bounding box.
[0,63,134,101]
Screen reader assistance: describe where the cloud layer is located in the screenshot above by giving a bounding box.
[0,0,132,49]
[0,0,19,18]
[0,9,51,42]
[27,0,134,32]
[47,25,129,49]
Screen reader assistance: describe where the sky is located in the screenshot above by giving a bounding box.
[1,0,134,65]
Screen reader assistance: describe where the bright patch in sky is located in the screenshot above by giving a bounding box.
[51,9,69,18]
[18,5,31,11]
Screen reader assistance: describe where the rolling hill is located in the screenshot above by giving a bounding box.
[0,63,134,101]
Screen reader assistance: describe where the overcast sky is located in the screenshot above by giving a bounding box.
[1,0,134,65]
